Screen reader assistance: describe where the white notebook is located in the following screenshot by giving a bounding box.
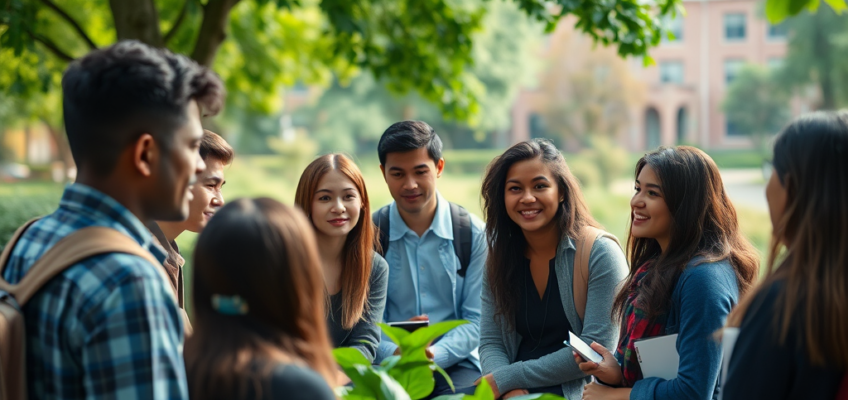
[633,334,679,380]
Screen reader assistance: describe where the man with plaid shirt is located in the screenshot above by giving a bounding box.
[1,41,224,399]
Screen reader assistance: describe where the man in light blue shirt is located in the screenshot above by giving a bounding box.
[374,121,486,397]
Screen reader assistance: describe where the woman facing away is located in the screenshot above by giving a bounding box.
[185,198,337,400]
[477,139,629,400]
[578,146,759,400]
[295,153,388,363]
[723,111,848,399]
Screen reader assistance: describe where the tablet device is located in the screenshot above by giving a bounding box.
[564,331,603,364]
[387,320,429,332]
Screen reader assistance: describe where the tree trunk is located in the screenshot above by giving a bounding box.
[191,0,241,67]
[43,122,75,183]
[109,0,163,47]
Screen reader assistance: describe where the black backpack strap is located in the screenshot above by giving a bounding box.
[372,205,391,257]
[449,202,473,278]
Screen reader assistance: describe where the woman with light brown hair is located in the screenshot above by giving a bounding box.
[723,111,848,399]
[295,154,388,363]
[185,198,337,400]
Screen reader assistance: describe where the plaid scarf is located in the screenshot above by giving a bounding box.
[616,261,668,387]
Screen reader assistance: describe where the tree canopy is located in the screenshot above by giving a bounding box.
[722,65,790,153]
[1,0,681,128]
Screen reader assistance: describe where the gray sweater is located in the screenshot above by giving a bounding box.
[327,253,389,362]
[479,235,628,400]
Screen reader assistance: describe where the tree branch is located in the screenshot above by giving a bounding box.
[26,29,75,62]
[163,0,191,44]
[190,0,241,66]
[39,0,98,50]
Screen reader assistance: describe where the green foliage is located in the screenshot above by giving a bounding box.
[433,379,565,400]
[1,0,683,141]
[300,0,543,154]
[722,65,790,155]
[774,7,848,110]
[0,181,63,251]
[334,321,469,400]
[765,0,847,23]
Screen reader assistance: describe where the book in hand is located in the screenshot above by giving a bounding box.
[633,334,679,380]
[387,320,429,332]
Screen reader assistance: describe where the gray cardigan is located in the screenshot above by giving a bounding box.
[479,235,628,400]
[327,253,389,362]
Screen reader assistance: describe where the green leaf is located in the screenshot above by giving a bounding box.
[433,364,456,394]
[823,0,848,12]
[403,320,469,349]
[473,378,494,399]
[766,0,792,23]
[380,322,412,346]
[334,347,371,369]
[389,363,434,400]
[430,395,467,400]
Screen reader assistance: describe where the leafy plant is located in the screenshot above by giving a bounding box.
[334,320,567,400]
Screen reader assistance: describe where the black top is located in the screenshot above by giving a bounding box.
[514,257,571,395]
[723,279,845,400]
[326,254,389,363]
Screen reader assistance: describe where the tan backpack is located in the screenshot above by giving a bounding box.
[572,225,621,322]
[0,218,169,400]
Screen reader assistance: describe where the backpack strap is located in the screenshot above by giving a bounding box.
[449,202,472,278]
[572,225,621,322]
[0,218,42,277]
[372,205,391,257]
[0,226,170,307]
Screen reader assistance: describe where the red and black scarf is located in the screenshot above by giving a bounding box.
[616,261,668,387]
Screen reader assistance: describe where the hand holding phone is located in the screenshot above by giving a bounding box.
[564,331,603,364]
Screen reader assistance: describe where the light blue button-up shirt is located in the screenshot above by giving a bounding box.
[377,192,486,371]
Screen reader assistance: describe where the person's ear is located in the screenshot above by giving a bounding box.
[436,158,445,178]
[132,133,158,177]
[380,164,387,182]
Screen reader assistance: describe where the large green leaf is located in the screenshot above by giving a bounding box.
[334,347,372,369]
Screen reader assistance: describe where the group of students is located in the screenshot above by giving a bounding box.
[1,41,846,400]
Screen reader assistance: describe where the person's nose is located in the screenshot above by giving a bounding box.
[211,190,224,207]
[630,192,644,209]
[330,198,346,214]
[402,176,418,191]
[520,189,536,204]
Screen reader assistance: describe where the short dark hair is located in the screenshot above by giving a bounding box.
[377,120,442,165]
[62,40,225,175]
[200,130,234,165]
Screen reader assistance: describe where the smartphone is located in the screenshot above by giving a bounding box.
[387,320,429,333]
[564,331,603,364]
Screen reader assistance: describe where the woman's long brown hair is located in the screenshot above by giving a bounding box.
[294,154,375,330]
[481,139,600,328]
[613,146,760,321]
[728,111,848,369]
[185,198,337,399]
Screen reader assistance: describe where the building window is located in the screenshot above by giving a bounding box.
[727,120,743,137]
[767,22,788,40]
[660,61,684,84]
[662,15,684,43]
[724,59,745,84]
[724,13,747,41]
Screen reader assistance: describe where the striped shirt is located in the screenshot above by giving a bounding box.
[2,183,187,399]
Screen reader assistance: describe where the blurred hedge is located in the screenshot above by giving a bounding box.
[0,182,63,251]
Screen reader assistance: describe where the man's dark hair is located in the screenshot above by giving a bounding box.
[62,40,225,176]
[377,120,443,165]
[200,130,234,165]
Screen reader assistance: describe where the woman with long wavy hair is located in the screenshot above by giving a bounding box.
[477,139,629,400]
[185,198,337,400]
[723,112,848,399]
[295,154,388,363]
[578,146,759,400]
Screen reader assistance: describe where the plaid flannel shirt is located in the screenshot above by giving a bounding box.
[2,184,187,400]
